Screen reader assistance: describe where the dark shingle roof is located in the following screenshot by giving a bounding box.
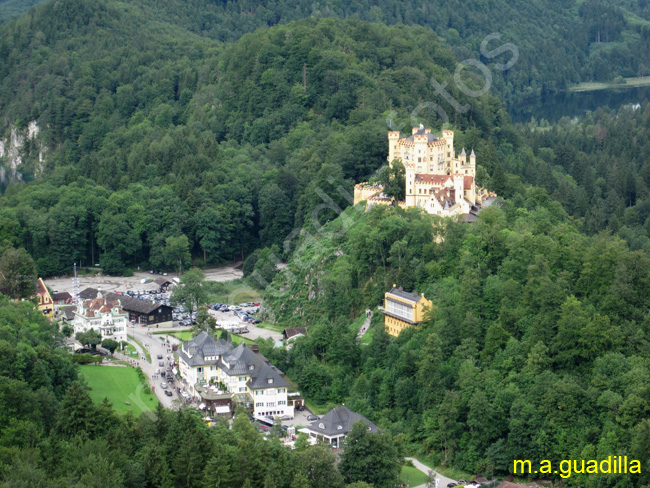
[307,406,378,437]
[283,328,307,339]
[179,331,232,367]
[179,334,289,389]
[52,291,72,301]
[386,286,421,302]
[62,306,77,321]
[247,362,289,389]
[404,127,438,143]
[105,292,172,314]
[79,287,100,300]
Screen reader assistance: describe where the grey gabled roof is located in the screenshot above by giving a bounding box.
[404,127,439,143]
[386,286,421,303]
[247,361,289,389]
[79,287,100,300]
[307,406,378,437]
[179,334,289,388]
[62,306,77,321]
[105,292,172,314]
[178,331,231,367]
[52,291,71,301]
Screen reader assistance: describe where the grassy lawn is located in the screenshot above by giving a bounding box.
[256,321,283,333]
[568,75,650,92]
[205,279,262,305]
[230,334,254,345]
[400,465,430,486]
[122,342,139,359]
[128,335,151,362]
[164,330,253,345]
[416,455,473,482]
[165,331,195,341]
[80,365,156,416]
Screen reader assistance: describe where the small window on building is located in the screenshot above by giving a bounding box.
[319,423,325,429]
[267,378,273,384]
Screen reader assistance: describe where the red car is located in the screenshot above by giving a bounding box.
[253,302,260,306]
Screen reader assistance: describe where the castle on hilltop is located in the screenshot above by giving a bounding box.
[354,126,495,221]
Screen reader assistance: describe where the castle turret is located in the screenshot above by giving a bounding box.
[388,131,400,164]
[459,147,466,164]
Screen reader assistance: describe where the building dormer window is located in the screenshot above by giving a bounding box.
[337,425,343,430]
[249,365,254,371]
[319,423,324,429]
[267,378,273,384]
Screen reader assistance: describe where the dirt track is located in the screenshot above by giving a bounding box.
[45,262,244,294]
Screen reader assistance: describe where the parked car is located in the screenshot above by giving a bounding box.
[280,415,293,421]
[157,354,163,359]
[253,301,260,306]
[160,382,168,389]
[159,361,165,367]
[306,415,319,421]
[155,368,160,374]
[164,390,173,396]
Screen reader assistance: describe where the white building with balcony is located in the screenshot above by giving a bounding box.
[72,292,128,342]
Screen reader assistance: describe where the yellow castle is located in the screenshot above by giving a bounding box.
[354,126,494,221]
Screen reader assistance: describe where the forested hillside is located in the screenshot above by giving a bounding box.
[2,0,650,102]
[0,0,505,276]
[263,194,650,487]
[0,295,401,488]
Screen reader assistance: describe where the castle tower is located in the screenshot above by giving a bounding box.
[469,149,476,176]
[388,131,400,165]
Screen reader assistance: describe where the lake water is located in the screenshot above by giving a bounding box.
[508,85,650,123]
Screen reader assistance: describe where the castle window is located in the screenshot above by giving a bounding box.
[429,165,433,171]
[418,158,421,162]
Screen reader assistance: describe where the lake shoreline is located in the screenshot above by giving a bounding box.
[568,76,650,93]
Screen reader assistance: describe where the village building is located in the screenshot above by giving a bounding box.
[353,126,495,220]
[105,292,173,328]
[282,328,307,341]
[52,291,72,305]
[72,292,128,342]
[178,332,294,419]
[303,406,378,448]
[383,285,432,337]
[34,278,53,318]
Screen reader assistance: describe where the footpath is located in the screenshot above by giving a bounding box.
[404,457,457,488]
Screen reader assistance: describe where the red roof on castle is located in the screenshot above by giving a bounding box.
[464,176,473,189]
[414,174,452,185]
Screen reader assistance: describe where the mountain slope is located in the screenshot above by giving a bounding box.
[0,0,508,276]
[262,194,650,485]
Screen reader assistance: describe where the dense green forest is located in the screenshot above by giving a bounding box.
[3,0,650,102]
[262,193,650,487]
[0,0,504,276]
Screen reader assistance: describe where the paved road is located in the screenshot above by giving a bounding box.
[128,325,181,409]
[405,457,457,488]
